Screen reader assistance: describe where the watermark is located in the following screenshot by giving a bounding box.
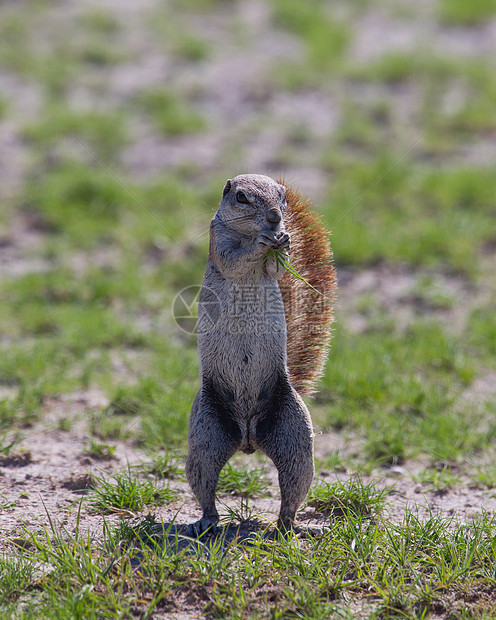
[172,283,332,335]
[172,285,221,335]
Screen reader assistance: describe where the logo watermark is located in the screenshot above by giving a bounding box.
[172,283,332,335]
[172,285,221,335]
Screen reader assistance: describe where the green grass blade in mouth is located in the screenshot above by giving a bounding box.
[265,247,328,297]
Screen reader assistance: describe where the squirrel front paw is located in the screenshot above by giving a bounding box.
[258,230,291,251]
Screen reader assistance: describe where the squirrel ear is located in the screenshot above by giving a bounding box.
[222,179,232,197]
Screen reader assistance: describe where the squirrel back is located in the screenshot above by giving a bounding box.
[279,183,336,396]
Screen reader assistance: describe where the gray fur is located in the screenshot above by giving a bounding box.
[186,174,314,535]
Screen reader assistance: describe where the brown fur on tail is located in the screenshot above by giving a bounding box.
[278,184,337,396]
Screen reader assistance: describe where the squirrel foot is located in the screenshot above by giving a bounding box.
[186,518,218,538]
[275,517,296,538]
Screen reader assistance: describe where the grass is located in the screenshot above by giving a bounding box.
[0,96,7,120]
[0,3,125,96]
[77,7,121,35]
[103,375,196,448]
[471,463,496,490]
[1,0,496,615]
[83,439,116,461]
[135,88,207,135]
[0,554,34,606]
[22,162,134,244]
[22,106,128,162]
[437,0,496,25]
[4,504,496,617]
[317,318,494,463]
[322,158,496,275]
[270,0,351,86]
[347,52,455,85]
[90,469,177,514]
[137,453,184,480]
[147,6,210,61]
[0,381,46,429]
[306,475,391,518]
[413,464,462,493]
[218,462,270,498]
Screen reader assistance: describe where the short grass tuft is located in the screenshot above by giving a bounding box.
[137,452,184,481]
[218,462,270,498]
[90,469,177,514]
[306,475,392,519]
[83,439,116,461]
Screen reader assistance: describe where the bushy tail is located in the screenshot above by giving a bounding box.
[278,184,337,396]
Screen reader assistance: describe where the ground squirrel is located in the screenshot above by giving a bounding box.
[186,174,336,534]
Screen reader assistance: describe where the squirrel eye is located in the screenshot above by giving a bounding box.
[236,191,249,204]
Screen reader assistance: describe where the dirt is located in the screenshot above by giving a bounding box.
[2,390,496,549]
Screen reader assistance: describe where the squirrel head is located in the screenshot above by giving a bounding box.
[217,174,287,236]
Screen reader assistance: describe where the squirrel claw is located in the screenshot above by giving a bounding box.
[257,231,278,248]
[186,518,218,538]
[258,230,290,251]
[275,231,291,251]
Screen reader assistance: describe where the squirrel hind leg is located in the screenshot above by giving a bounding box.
[186,387,241,536]
[257,388,315,529]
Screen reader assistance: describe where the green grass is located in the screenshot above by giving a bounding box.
[77,7,121,35]
[22,162,134,244]
[218,462,270,498]
[270,3,352,89]
[104,375,197,448]
[137,453,184,480]
[0,4,125,95]
[0,96,7,120]
[437,0,496,25]
[0,554,35,606]
[468,307,496,356]
[147,7,210,62]
[170,34,210,61]
[347,52,455,85]
[0,11,34,74]
[317,318,495,463]
[413,464,462,493]
[322,158,496,274]
[345,52,496,160]
[83,439,116,461]
[5,506,496,617]
[306,475,391,519]
[135,88,207,135]
[0,381,46,429]
[471,462,496,489]
[22,107,128,161]
[271,0,351,81]
[90,469,177,514]
[20,162,207,253]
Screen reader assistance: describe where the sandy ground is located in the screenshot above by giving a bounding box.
[2,388,496,545]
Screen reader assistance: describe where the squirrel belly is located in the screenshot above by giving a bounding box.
[198,263,288,394]
[197,242,289,453]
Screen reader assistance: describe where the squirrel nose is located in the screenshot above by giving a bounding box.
[266,209,281,224]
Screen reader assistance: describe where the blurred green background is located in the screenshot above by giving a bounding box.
[0,0,495,466]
